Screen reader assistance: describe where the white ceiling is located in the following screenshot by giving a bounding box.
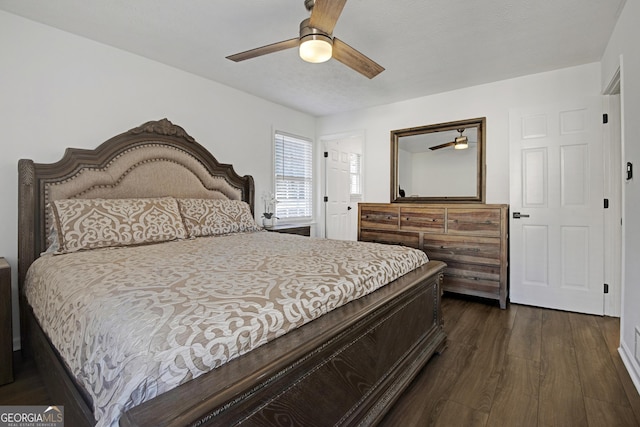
[0,0,625,117]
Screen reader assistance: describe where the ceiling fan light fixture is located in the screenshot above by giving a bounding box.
[299,33,333,63]
[454,136,468,150]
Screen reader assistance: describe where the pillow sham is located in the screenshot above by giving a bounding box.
[178,198,260,238]
[50,197,187,254]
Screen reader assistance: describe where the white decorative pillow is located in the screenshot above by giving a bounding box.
[50,197,187,254]
[178,199,260,238]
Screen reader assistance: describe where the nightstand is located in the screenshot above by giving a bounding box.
[265,223,311,237]
[0,258,12,385]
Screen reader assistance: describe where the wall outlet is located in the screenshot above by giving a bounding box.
[636,327,640,365]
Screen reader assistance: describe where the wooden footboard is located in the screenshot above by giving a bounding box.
[120,261,446,427]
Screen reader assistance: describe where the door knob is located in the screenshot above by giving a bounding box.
[513,212,530,219]
[347,206,352,211]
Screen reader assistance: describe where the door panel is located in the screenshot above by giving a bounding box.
[522,224,548,285]
[522,148,548,207]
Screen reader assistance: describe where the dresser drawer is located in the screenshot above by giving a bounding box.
[360,206,399,230]
[442,276,501,298]
[359,229,420,249]
[447,208,502,236]
[443,261,501,282]
[422,234,502,264]
[399,207,445,233]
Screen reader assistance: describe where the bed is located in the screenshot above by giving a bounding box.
[17,119,446,427]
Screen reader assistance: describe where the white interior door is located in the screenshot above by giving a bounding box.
[509,98,605,315]
[325,139,352,240]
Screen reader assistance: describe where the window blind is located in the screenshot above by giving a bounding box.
[275,132,313,219]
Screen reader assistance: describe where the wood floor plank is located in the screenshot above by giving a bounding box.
[538,309,588,426]
[538,371,587,426]
[0,358,49,406]
[444,298,493,347]
[433,400,488,427]
[507,304,542,362]
[496,355,540,397]
[540,310,581,383]
[485,356,539,426]
[448,307,511,413]
[597,315,621,356]
[570,312,629,405]
[609,345,640,426]
[596,315,640,424]
[584,396,638,427]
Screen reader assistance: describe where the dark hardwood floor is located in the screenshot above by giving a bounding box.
[382,296,640,426]
[2,296,639,426]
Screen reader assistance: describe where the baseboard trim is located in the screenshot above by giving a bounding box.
[619,343,640,395]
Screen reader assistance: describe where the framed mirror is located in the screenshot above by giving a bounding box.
[390,117,486,203]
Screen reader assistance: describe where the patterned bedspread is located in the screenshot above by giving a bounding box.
[25,231,428,427]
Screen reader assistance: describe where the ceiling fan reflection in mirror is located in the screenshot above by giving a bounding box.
[429,129,471,151]
[226,0,384,79]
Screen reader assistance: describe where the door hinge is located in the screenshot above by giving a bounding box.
[324,151,328,158]
[604,198,609,209]
[604,283,609,294]
[603,113,609,124]
[323,196,328,202]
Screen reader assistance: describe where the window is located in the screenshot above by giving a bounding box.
[274,132,313,220]
[349,153,361,197]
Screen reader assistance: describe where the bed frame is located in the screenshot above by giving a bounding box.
[17,119,446,426]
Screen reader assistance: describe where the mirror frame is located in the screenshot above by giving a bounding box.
[390,117,486,203]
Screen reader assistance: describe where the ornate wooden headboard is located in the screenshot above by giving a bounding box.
[17,119,254,336]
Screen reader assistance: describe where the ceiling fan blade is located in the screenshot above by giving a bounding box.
[332,38,384,79]
[429,141,455,151]
[226,38,299,62]
[309,0,348,34]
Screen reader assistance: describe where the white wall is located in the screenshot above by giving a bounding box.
[317,62,602,205]
[0,11,316,348]
[601,0,640,392]
[410,148,477,197]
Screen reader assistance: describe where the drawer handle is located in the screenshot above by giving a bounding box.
[440,246,481,252]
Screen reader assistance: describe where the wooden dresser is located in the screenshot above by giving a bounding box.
[358,203,509,308]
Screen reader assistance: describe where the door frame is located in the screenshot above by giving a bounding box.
[603,69,623,317]
[320,131,365,239]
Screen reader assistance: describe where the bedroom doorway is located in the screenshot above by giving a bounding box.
[509,97,606,315]
[322,132,364,241]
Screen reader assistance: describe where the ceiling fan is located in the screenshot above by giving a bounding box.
[429,129,470,151]
[226,0,384,79]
